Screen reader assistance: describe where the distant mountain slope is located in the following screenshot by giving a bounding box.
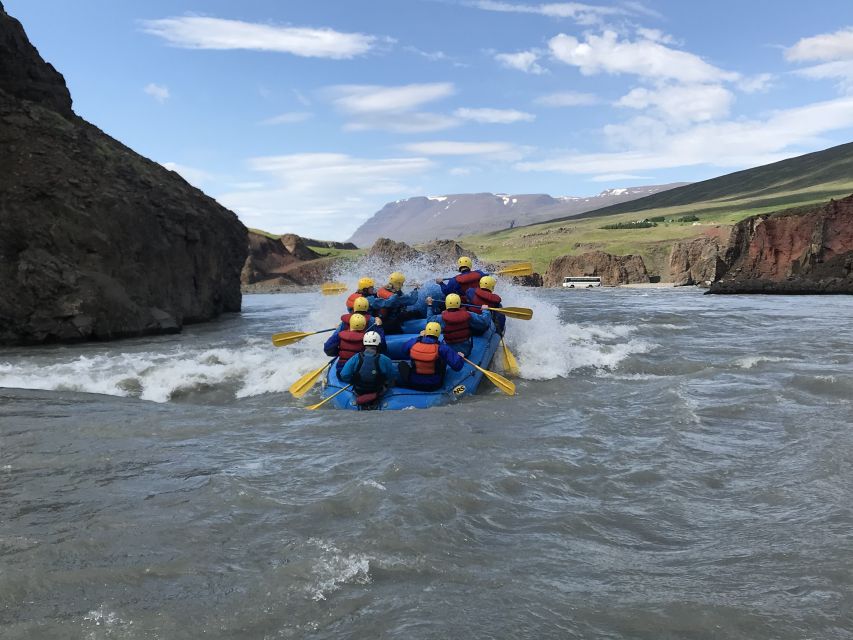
[348,185,686,246]
[566,141,853,221]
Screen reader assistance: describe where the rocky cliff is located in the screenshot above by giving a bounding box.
[708,195,853,294]
[668,236,728,286]
[241,232,338,287]
[0,4,247,344]
[545,251,650,286]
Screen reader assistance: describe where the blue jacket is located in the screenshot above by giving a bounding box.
[339,349,397,387]
[401,335,465,386]
[426,309,491,337]
[439,269,486,296]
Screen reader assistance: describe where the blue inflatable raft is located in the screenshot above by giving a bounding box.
[320,318,501,410]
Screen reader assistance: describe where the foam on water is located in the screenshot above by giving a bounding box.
[0,259,653,402]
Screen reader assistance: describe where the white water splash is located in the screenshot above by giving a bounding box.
[733,355,795,369]
[306,539,372,601]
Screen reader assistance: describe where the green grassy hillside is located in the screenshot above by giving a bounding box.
[461,143,853,277]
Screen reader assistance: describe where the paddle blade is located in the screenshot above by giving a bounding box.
[496,262,533,277]
[272,330,314,347]
[491,306,533,320]
[501,339,520,377]
[289,362,331,398]
[321,282,348,296]
[463,358,515,396]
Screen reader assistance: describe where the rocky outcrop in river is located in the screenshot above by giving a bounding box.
[709,195,853,294]
[668,236,728,286]
[241,232,339,288]
[545,251,650,286]
[0,3,247,345]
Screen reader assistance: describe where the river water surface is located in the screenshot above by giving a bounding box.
[1,287,852,639]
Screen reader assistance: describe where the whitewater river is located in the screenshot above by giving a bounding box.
[1,286,852,639]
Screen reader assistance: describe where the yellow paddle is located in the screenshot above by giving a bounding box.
[321,282,348,295]
[462,358,515,396]
[494,262,534,277]
[463,304,533,320]
[272,327,336,347]
[306,385,352,410]
[289,359,334,398]
[500,338,520,377]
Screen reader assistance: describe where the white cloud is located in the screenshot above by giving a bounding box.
[495,51,546,74]
[216,153,433,239]
[327,83,458,132]
[516,95,853,174]
[786,27,853,62]
[142,16,375,59]
[549,30,740,84]
[534,91,599,107]
[454,107,535,123]
[261,111,313,125]
[616,83,734,125]
[449,167,475,176]
[473,1,626,25]
[786,28,853,92]
[328,82,454,114]
[144,83,170,103]
[589,173,653,182]
[738,73,774,93]
[401,140,527,160]
[161,162,211,187]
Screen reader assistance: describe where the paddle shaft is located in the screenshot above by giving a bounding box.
[307,384,352,410]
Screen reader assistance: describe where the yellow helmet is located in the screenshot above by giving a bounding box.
[388,271,406,288]
[349,313,367,332]
[479,275,496,291]
[357,277,375,291]
[445,293,462,309]
[457,256,473,270]
[352,296,370,313]
[424,321,442,338]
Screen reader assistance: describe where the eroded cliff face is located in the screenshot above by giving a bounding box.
[709,195,853,294]
[241,232,334,286]
[545,251,650,286]
[668,236,728,287]
[0,4,247,344]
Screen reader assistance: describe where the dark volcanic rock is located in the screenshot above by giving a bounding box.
[668,236,728,286]
[512,273,543,287]
[418,240,476,266]
[709,195,853,294]
[544,251,649,286]
[0,5,247,344]
[368,237,423,264]
[241,232,331,286]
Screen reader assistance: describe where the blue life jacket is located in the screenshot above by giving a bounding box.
[352,351,385,393]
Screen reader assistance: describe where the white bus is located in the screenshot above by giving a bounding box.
[562,276,602,288]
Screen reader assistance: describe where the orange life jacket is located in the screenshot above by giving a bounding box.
[441,309,472,344]
[468,288,501,314]
[410,340,440,376]
[337,329,366,365]
[346,291,368,311]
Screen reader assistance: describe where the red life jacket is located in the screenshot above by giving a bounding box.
[375,287,395,317]
[346,292,362,311]
[340,313,373,327]
[410,340,440,375]
[468,288,501,314]
[453,270,482,291]
[441,309,472,344]
[337,329,366,365]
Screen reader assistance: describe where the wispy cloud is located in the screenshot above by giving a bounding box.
[144,83,170,103]
[534,91,599,107]
[786,28,853,92]
[327,82,458,132]
[454,107,535,123]
[616,83,734,125]
[472,1,627,25]
[142,16,376,59]
[161,162,211,187]
[495,51,546,74]
[589,173,653,182]
[261,111,313,125]
[401,140,528,160]
[216,153,434,239]
[517,95,853,174]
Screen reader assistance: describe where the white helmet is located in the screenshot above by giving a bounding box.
[362,331,382,347]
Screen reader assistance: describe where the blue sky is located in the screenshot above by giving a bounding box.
[7,0,853,240]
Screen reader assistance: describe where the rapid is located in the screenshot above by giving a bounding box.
[1,282,852,639]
